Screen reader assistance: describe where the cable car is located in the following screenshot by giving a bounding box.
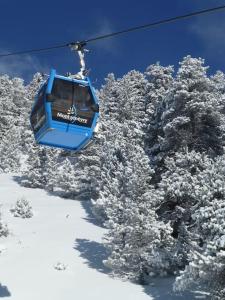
[30,68,99,151]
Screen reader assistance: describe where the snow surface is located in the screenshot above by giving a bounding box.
[0,174,198,300]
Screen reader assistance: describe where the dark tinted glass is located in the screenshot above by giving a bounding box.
[31,85,46,133]
[50,78,96,128]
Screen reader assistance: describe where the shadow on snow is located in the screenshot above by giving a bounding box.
[0,284,11,298]
[142,277,199,300]
[12,176,104,228]
[74,238,110,274]
[74,240,199,299]
[12,175,24,185]
[80,200,105,228]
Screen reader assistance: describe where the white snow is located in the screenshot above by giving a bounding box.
[0,174,196,300]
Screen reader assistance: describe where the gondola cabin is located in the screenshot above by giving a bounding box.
[30,69,99,151]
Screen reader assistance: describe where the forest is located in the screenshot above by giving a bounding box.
[1,55,225,299]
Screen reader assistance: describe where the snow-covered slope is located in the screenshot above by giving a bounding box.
[0,174,196,300]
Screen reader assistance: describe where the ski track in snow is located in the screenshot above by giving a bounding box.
[0,174,197,300]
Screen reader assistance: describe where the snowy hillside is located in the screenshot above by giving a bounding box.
[2,56,225,298]
[0,174,198,300]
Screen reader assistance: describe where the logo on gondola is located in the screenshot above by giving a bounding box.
[55,104,89,125]
[67,105,77,117]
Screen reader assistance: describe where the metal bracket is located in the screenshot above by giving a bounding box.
[68,41,89,79]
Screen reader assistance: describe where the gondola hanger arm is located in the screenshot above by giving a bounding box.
[68,41,89,80]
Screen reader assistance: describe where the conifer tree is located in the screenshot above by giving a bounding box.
[92,70,149,220]
[103,138,175,283]
[0,211,8,237]
[161,56,224,156]
[174,155,225,298]
[144,62,174,162]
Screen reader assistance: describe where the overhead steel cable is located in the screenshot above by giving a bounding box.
[0,44,68,57]
[82,4,225,43]
[1,4,225,58]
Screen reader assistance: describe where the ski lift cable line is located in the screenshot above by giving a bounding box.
[1,4,225,58]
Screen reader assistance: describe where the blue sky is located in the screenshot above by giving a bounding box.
[0,0,225,86]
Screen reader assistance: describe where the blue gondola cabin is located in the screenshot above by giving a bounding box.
[30,69,99,151]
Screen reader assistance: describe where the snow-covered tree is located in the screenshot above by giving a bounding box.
[0,75,16,143]
[0,75,28,172]
[0,72,43,174]
[103,138,176,283]
[156,151,213,268]
[173,154,225,298]
[160,56,224,156]
[0,210,9,237]
[47,157,79,198]
[93,70,178,282]
[0,126,22,173]
[144,63,174,164]
[10,196,33,218]
[21,146,49,188]
[145,62,174,127]
[92,70,149,220]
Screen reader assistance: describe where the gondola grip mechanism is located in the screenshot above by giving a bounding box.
[68,41,89,80]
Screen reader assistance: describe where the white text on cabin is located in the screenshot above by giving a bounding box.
[57,112,88,124]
